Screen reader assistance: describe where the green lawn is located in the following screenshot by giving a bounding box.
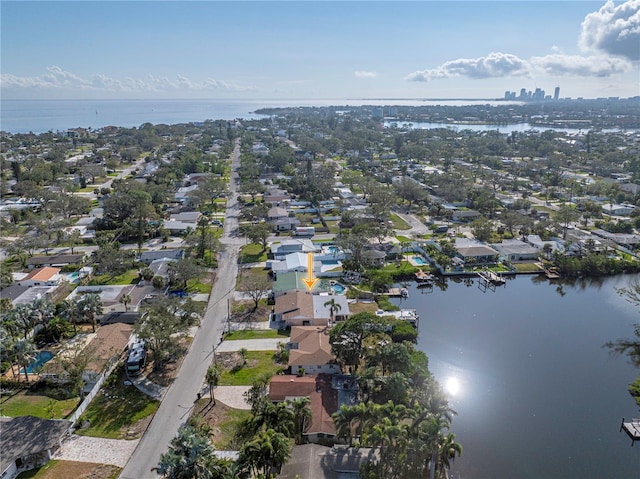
[211,406,252,449]
[224,330,288,340]
[239,244,267,264]
[187,279,213,294]
[17,460,121,479]
[389,213,411,230]
[0,392,79,419]
[77,374,159,439]
[218,351,283,386]
[513,263,543,273]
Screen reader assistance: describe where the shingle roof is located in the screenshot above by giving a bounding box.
[0,416,72,472]
[288,326,334,367]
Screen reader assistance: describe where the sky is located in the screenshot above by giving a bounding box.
[1,1,639,100]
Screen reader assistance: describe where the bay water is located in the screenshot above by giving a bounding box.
[393,274,640,478]
[1,98,515,134]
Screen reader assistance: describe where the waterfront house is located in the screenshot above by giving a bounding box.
[272,290,318,327]
[276,444,378,479]
[490,239,539,262]
[454,238,500,265]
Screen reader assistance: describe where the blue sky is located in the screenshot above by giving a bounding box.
[2,1,639,100]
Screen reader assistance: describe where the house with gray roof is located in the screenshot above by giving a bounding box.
[490,239,539,262]
[0,416,72,479]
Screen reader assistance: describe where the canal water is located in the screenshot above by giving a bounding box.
[393,274,640,479]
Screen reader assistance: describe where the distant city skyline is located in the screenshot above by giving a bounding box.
[1,1,639,101]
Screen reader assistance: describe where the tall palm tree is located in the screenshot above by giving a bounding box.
[77,293,103,332]
[206,364,221,405]
[58,298,80,334]
[238,428,292,479]
[287,397,312,445]
[323,298,342,323]
[250,401,295,438]
[433,432,462,479]
[13,338,36,383]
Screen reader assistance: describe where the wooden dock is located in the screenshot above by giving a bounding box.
[477,271,505,285]
[620,418,640,446]
[386,288,409,298]
[544,267,561,279]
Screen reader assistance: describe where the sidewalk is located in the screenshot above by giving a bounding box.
[216,338,287,352]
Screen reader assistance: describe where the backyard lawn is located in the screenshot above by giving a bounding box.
[76,372,159,439]
[89,269,139,286]
[17,460,120,479]
[0,392,78,419]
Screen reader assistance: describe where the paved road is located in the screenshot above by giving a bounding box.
[119,140,243,479]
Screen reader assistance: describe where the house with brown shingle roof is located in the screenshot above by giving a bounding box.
[288,326,339,375]
[273,290,325,327]
[82,323,132,387]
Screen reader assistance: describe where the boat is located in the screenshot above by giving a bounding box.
[415,269,435,283]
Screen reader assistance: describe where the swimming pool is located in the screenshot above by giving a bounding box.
[65,272,80,283]
[412,256,427,265]
[20,351,55,374]
[331,283,346,294]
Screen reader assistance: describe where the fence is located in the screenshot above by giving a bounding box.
[68,356,120,427]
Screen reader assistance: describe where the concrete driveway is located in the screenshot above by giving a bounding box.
[55,435,139,467]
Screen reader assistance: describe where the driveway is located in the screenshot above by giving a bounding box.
[209,386,251,410]
[216,338,287,352]
[55,435,139,467]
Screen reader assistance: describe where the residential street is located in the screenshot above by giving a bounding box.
[119,140,242,479]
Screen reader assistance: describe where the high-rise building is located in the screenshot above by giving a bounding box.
[554,86,560,100]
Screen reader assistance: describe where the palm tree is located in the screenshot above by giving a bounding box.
[206,364,221,405]
[323,298,342,323]
[119,293,132,312]
[58,298,80,334]
[287,397,312,445]
[77,293,103,332]
[156,425,223,479]
[250,401,295,438]
[238,428,292,479]
[13,338,36,382]
[433,432,462,479]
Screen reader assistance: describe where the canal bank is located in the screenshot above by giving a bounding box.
[393,274,640,479]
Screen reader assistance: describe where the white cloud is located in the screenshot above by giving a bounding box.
[354,71,377,78]
[0,66,254,92]
[531,53,631,77]
[579,0,640,61]
[405,52,530,82]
